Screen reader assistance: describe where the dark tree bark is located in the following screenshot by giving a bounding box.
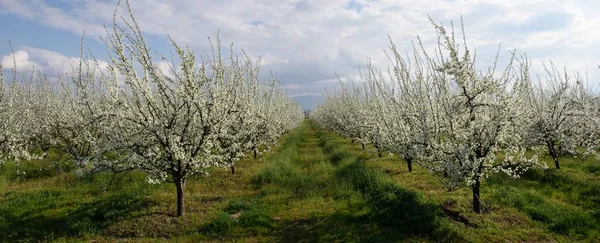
[175,177,186,217]
[546,140,560,169]
[472,179,481,214]
[362,143,365,150]
[230,165,235,174]
[407,158,413,173]
[253,148,258,160]
[558,143,564,156]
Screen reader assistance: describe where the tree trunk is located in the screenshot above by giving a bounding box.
[546,140,560,169]
[253,148,258,160]
[557,143,563,156]
[362,143,365,150]
[472,179,481,214]
[230,165,235,174]
[351,139,355,144]
[175,177,186,217]
[407,158,413,173]
[375,145,382,158]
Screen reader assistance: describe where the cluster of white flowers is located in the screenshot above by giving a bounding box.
[0,64,39,166]
[0,1,304,217]
[522,62,596,169]
[310,19,600,213]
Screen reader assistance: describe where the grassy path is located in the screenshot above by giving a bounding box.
[218,120,462,242]
[195,120,460,242]
[324,124,600,242]
[1,120,599,242]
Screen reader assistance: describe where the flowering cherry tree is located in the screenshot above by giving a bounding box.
[28,55,114,174]
[0,0,303,218]
[245,80,304,160]
[575,79,600,160]
[523,63,588,169]
[61,0,304,217]
[399,22,546,213]
[215,77,304,174]
[361,60,424,171]
[312,19,547,213]
[0,65,34,166]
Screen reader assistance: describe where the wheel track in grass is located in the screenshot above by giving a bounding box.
[271,121,464,242]
[319,123,600,242]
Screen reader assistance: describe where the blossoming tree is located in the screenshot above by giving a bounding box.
[0,64,34,166]
[523,63,589,169]
[66,1,303,217]
[312,19,547,213]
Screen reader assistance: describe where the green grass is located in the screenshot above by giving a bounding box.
[0,120,598,242]
[328,126,600,242]
[0,172,152,241]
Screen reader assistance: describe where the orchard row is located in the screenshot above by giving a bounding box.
[311,19,600,213]
[0,4,304,217]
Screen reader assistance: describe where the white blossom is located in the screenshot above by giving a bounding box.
[312,18,548,213]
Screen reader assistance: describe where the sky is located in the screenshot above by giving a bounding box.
[1,0,599,110]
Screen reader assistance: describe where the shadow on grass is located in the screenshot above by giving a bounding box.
[201,192,462,243]
[523,169,600,207]
[490,184,599,239]
[488,166,600,238]
[276,212,410,242]
[0,187,151,242]
[333,159,462,242]
[204,122,464,242]
[313,126,463,242]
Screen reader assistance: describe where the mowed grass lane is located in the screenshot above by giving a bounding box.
[332,126,600,242]
[1,120,598,242]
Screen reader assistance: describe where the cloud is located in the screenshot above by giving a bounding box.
[156,60,176,79]
[1,0,599,101]
[0,50,42,72]
[1,46,110,78]
[1,50,38,72]
[0,0,106,36]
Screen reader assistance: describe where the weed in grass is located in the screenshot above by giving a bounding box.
[225,198,274,229]
[67,188,153,234]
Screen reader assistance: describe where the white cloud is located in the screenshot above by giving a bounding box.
[1,46,110,78]
[1,0,599,105]
[0,50,38,72]
[156,60,176,79]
